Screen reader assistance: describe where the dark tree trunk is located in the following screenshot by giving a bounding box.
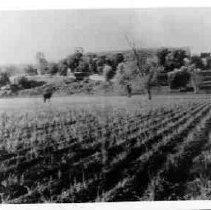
[147,86,152,100]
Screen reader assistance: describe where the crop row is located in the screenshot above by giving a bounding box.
[93,103,211,202]
[0,102,194,171]
[6,101,210,203]
[1,101,205,181]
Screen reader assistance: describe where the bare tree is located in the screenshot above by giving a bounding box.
[125,35,156,100]
[36,52,48,75]
[188,64,201,94]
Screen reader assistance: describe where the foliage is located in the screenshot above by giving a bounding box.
[114,61,138,86]
[157,49,189,72]
[103,64,113,82]
[36,52,48,75]
[66,51,83,71]
[24,65,38,76]
[0,72,10,87]
[58,60,69,76]
[110,53,124,73]
[76,60,89,73]
[16,76,45,89]
[157,48,170,66]
[191,55,204,69]
[168,67,191,89]
[156,73,168,86]
[200,52,211,58]
[48,62,59,75]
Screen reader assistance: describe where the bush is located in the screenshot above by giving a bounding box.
[156,73,168,86]
[157,49,189,72]
[114,62,136,86]
[157,48,170,66]
[58,61,69,76]
[191,56,204,69]
[24,65,38,76]
[48,62,59,75]
[76,60,89,73]
[113,61,146,94]
[16,76,45,89]
[168,67,191,89]
[0,72,10,87]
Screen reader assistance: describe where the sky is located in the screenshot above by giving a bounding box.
[0,8,211,65]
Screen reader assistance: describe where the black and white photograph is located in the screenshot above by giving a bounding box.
[1,5,211,205]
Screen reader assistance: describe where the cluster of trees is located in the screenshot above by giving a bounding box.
[155,48,211,93]
[1,45,210,98]
[156,48,190,72]
[115,44,209,99]
[157,48,211,72]
[23,48,211,78]
[191,53,211,70]
[0,72,45,89]
[24,48,125,78]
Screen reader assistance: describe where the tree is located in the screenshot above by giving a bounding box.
[173,50,188,67]
[168,67,191,90]
[109,53,125,76]
[157,49,189,72]
[112,53,124,69]
[87,55,98,73]
[114,61,137,87]
[103,59,113,82]
[58,60,69,76]
[36,52,48,75]
[206,57,211,69]
[200,52,210,58]
[66,48,84,72]
[0,72,10,87]
[96,56,106,74]
[76,60,89,73]
[187,64,201,94]
[48,62,59,75]
[24,65,38,76]
[199,53,211,70]
[191,55,204,69]
[125,35,158,100]
[157,48,170,66]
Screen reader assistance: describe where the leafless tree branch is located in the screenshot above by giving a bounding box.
[124,34,144,77]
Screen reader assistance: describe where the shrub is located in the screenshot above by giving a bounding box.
[157,49,189,72]
[157,48,170,66]
[168,67,191,89]
[16,76,45,89]
[191,56,204,69]
[36,52,48,75]
[24,65,38,76]
[109,53,124,73]
[9,84,19,93]
[76,60,89,73]
[103,59,115,82]
[0,72,10,87]
[58,61,69,76]
[156,73,168,86]
[113,61,145,94]
[48,62,59,75]
[114,62,136,86]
